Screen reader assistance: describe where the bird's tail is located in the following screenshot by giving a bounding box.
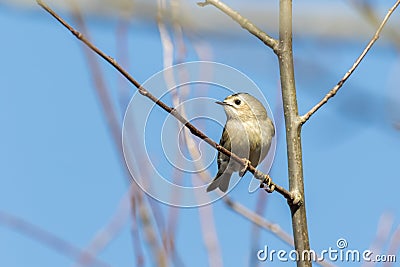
[206,172,232,193]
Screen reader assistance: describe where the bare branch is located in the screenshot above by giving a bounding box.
[300,0,400,125]
[223,195,337,267]
[349,0,400,49]
[75,191,131,267]
[362,213,394,267]
[69,2,123,161]
[133,191,168,267]
[197,0,279,53]
[157,1,223,265]
[384,223,400,267]
[130,194,146,267]
[36,0,293,202]
[223,197,294,245]
[0,210,111,267]
[62,4,168,266]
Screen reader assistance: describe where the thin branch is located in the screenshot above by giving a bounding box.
[300,0,400,125]
[223,195,337,267]
[68,1,123,163]
[157,1,222,265]
[222,197,293,246]
[349,0,400,50]
[130,194,145,267]
[0,210,111,267]
[67,3,169,265]
[383,223,400,267]
[197,0,279,53]
[135,192,168,267]
[361,213,394,267]
[74,189,131,267]
[178,92,224,267]
[36,0,293,203]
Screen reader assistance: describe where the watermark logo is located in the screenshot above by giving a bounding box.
[336,238,348,249]
[257,238,397,263]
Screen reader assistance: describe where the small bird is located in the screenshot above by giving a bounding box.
[207,93,275,192]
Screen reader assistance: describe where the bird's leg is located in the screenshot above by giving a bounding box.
[260,175,275,193]
[239,158,251,177]
[261,175,271,186]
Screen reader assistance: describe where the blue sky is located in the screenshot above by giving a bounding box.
[0,1,399,267]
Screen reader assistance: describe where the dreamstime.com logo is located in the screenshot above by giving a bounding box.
[257,238,397,263]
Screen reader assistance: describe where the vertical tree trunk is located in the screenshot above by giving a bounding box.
[278,1,311,266]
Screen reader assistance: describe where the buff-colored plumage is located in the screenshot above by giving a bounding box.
[207,93,275,192]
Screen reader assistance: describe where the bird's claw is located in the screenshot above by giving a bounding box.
[260,175,275,193]
[239,158,251,177]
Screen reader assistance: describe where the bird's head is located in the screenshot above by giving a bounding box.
[216,93,268,120]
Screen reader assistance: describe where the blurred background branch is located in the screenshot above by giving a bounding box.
[0,211,111,267]
[3,0,400,41]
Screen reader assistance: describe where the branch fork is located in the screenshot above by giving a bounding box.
[197,0,279,52]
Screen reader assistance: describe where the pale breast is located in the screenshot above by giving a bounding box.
[222,117,274,168]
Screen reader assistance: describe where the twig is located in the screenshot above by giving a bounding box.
[74,190,131,267]
[361,213,393,267]
[383,223,400,267]
[68,7,167,266]
[223,196,337,267]
[157,1,222,266]
[249,193,269,267]
[349,0,400,50]
[136,193,168,267]
[36,0,293,203]
[0,210,111,267]
[179,97,224,267]
[130,194,145,267]
[300,0,400,125]
[68,1,123,164]
[197,0,279,53]
[223,197,293,245]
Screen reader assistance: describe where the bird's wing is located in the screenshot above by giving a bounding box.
[217,125,230,171]
[268,118,275,137]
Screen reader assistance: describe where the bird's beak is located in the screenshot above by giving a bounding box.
[216,101,233,107]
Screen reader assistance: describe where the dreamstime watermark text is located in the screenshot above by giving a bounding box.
[257,238,397,263]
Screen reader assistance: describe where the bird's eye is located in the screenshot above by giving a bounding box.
[234,99,241,105]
